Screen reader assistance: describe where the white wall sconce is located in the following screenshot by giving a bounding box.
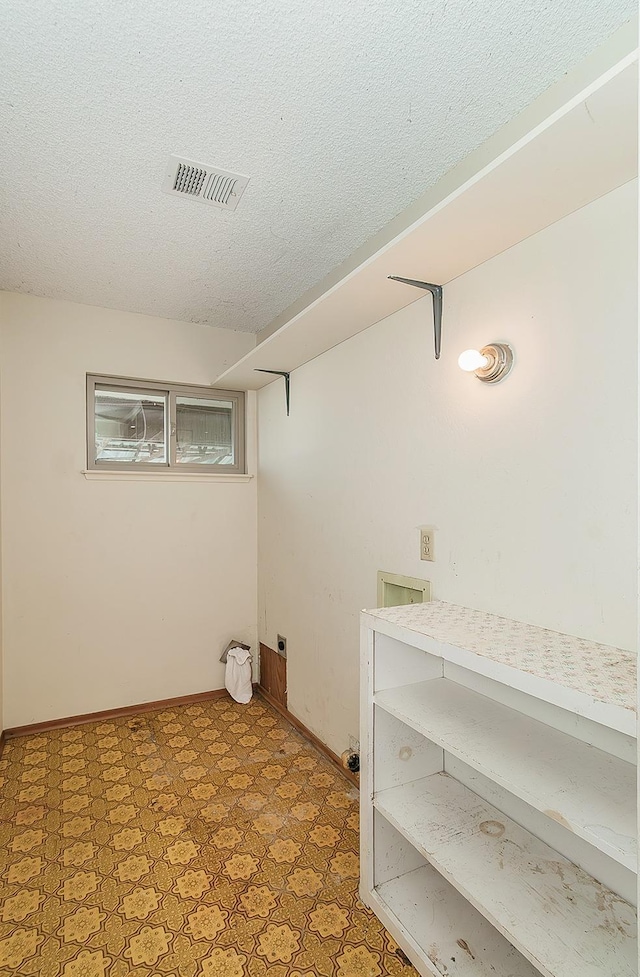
[458,343,514,383]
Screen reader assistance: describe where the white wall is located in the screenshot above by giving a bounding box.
[257,180,638,757]
[0,336,3,735]
[0,293,257,728]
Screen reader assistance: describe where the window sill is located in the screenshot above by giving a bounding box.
[82,470,254,483]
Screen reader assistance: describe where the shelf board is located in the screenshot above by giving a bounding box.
[374,863,540,977]
[374,773,637,977]
[364,600,636,735]
[375,678,636,870]
[216,51,637,392]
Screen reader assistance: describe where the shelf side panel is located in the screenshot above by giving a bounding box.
[374,632,443,693]
[374,705,443,793]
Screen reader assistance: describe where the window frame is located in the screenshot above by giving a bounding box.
[86,374,246,474]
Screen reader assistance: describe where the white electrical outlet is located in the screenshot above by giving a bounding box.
[420,527,435,562]
[349,735,360,753]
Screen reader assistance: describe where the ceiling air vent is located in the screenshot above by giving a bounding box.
[161,155,250,212]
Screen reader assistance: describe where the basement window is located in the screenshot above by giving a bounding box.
[87,375,246,474]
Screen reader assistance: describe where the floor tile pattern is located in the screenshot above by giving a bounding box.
[0,696,415,976]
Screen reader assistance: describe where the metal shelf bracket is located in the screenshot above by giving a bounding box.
[388,276,444,359]
[255,370,291,415]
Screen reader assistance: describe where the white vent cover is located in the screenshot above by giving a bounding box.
[162,155,250,212]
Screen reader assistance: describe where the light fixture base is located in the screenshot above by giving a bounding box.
[475,343,513,383]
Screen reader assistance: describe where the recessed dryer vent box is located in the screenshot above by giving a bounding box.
[376,571,431,608]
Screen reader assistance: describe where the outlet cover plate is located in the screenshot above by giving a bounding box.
[420,527,435,562]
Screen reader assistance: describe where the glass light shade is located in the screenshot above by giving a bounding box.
[458,348,490,372]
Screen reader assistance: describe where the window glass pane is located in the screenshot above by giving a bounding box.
[176,396,234,465]
[95,387,167,464]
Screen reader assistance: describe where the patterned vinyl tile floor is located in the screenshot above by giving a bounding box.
[0,695,417,977]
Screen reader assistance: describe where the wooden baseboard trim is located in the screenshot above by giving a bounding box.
[257,686,359,788]
[4,688,230,739]
[3,687,360,792]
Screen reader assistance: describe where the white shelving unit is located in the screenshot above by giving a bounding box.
[360,601,637,977]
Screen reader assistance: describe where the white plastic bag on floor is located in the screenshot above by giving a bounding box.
[225,646,253,703]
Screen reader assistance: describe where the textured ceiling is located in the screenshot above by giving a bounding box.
[0,1,635,333]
